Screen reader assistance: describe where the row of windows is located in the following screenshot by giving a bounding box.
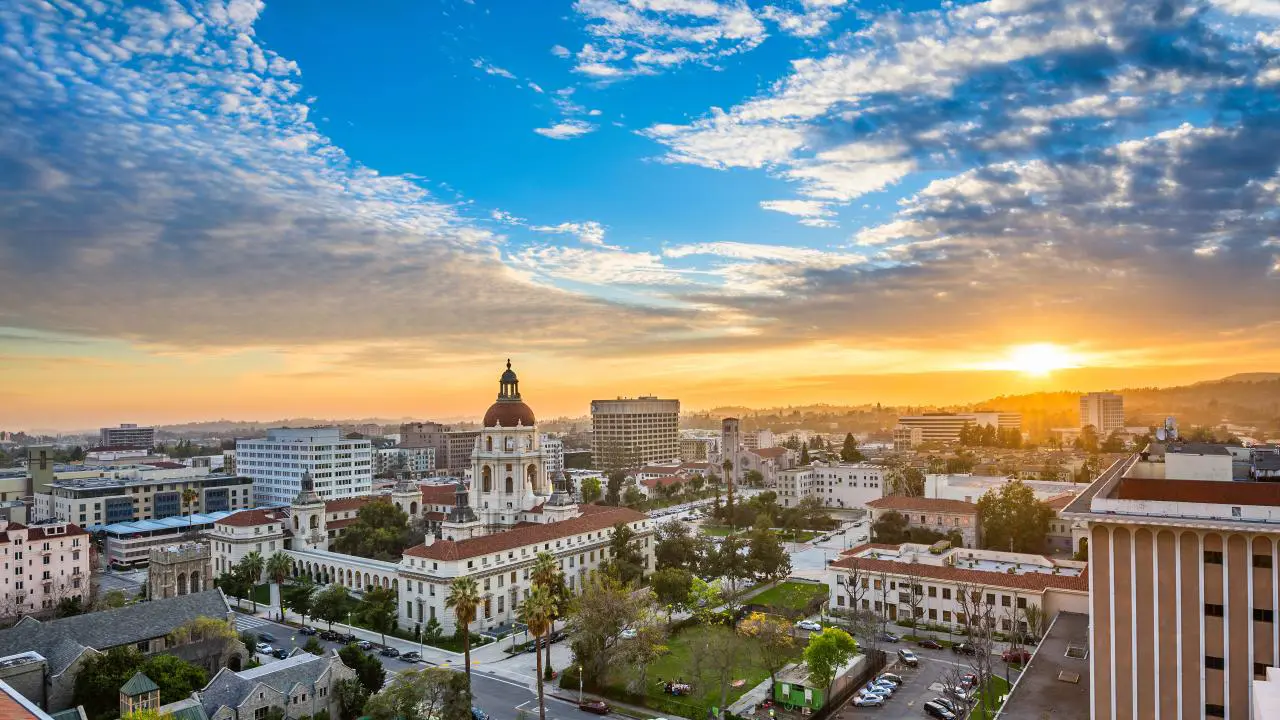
[1203,550,1273,568]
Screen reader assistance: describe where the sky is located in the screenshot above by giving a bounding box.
[1,0,1280,430]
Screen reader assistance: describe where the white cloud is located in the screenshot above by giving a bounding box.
[510,245,693,286]
[491,209,526,225]
[1211,0,1280,17]
[759,199,832,218]
[530,221,608,246]
[534,119,597,139]
[551,44,572,58]
[472,58,517,80]
[760,0,851,38]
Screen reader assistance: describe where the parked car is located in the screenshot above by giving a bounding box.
[357,640,374,651]
[931,698,961,714]
[923,701,957,719]
[1002,648,1032,664]
[550,629,568,643]
[255,643,273,654]
[796,619,822,631]
[851,695,884,707]
[959,673,978,688]
[877,673,904,686]
[578,700,610,715]
[258,633,276,643]
[868,681,896,696]
[946,686,972,702]
[858,686,889,701]
[917,638,942,649]
[471,709,490,720]
[299,627,317,636]
[272,648,290,660]
[320,630,339,641]
[401,651,422,662]
[878,632,901,643]
[339,633,357,644]
[952,642,977,655]
[379,646,401,658]
[898,649,919,667]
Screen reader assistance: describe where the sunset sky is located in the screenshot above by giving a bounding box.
[2,0,1280,430]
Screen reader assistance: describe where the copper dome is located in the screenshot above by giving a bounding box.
[483,401,536,427]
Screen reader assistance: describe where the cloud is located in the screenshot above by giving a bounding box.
[760,0,852,38]
[533,119,597,139]
[510,245,695,287]
[530,221,608,246]
[472,58,517,80]
[551,44,572,58]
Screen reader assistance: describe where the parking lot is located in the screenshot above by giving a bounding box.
[842,643,1017,720]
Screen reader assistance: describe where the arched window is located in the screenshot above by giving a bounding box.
[525,436,532,450]
[505,477,514,494]
[190,571,200,593]
[482,466,493,493]
[177,573,187,596]
[293,516,300,530]
[486,436,493,451]
[310,515,319,529]
[527,465,537,488]
[410,501,419,516]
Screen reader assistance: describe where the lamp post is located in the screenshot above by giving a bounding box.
[578,664,584,704]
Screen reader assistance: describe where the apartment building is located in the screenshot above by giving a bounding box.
[680,435,718,462]
[1063,453,1280,719]
[399,422,479,474]
[1079,392,1125,436]
[590,397,680,469]
[236,427,372,505]
[39,466,253,527]
[0,520,90,618]
[541,435,564,483]
[99,424,156,449]
[827,542,1087,627]
[775,462,884,509]
[865,495,981,547]
[373,446,436,478]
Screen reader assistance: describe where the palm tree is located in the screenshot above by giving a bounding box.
[445,577,483,688]
[265,551,292,620]
[529,552,563,675]
[721,458,734,531]
[181,487,199,523]
[243,551,265,612]
[519,585,558,720]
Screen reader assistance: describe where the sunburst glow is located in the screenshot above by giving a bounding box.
[998,343,1082,376]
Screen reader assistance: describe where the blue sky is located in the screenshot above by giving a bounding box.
[2,0,1280,426]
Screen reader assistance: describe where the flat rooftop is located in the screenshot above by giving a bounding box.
[999,611,1090,720]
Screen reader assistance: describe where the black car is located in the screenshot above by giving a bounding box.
[299,627,317,636]
[931,698,961,714]
[379,646,400,658]
[401,651,422,662]
[550,629,568,643]
[917,638,943,649]
[320,630,338,641]
[272,648,290,659]
[923,701,957,720]
[952,642,977,655]
[258,633,277,643]
[339,633,358,644]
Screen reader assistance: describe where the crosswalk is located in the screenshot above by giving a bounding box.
[233,614,273,632]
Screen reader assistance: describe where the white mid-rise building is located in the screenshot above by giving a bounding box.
[895,412,1022,444]
[99,423,156,449]
[541,435,565,482]
[237,427,372,506]
[1079,392,1124,435]
[774,462,884,509]
[590,397,681,469]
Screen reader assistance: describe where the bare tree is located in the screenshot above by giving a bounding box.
[902,561,925,629]
[875,569,893,635]
[1024,601,1045,642]
[834,559,880,654]
[953,582,999,716]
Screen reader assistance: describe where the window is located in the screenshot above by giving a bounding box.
[1205,704,1225,718]
[1256,555,1274,569]
[942,588,951,600]
[1204,550,1224,564]
[928,587,937,598]
[1255,608,1275,623]
[1001,595,1011,607]
[1205,603,1224,617]
[986,593,996,605]
[836,595,845,606]
[255,708,268,720]
[1205,655,1225,670]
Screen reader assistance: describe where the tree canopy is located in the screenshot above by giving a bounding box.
[976,479,1054,553]
[803,627,858,695]
[364,668,470,720]
[73,648,208,720]
[331,500,414,561]
[602,522,646,585]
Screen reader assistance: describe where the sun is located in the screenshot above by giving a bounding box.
[1002,343,1081,376]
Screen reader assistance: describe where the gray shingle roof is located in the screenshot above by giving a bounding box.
[0,590,232,675]
[199,654,343,716]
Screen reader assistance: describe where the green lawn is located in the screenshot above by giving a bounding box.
[967,675,1012,719]
[749,581,828,612]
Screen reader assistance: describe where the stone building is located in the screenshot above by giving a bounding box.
[148,543,213,599]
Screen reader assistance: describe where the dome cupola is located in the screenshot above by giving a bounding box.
[483,359,537,427]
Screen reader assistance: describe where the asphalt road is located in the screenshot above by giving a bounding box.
[234,614,624,720]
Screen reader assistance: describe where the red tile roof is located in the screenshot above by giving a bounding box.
[404,506,647,561]
[1043,492,1078,511]
[0,688,42,720]
[831,544,1088,593]
[425,511,445,521]
[866,496,978,515]
[324,496,379,514]
[641,476,684,489]
[637,466,682,475]
[751,447,789,460]
[421,484,461,504]
[326,517,359,530]
[0,522,88,542]
[1115,477,1280,506]
[216,508,287,527]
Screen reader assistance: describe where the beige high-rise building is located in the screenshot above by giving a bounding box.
[1064,452,1280,720]
[590,397,680,470]
[1080,392,1125,436]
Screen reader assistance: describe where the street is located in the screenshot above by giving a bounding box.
[233,613,625,720]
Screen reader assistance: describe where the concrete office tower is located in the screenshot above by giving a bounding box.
[99,424,156,449]
[590,396,680,470]
[1063,453,1280,720]
[236,427,372,505]
[1080,392,1125,436]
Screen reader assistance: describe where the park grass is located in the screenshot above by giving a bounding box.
[967,675,1012,719]
[749,581,828,612]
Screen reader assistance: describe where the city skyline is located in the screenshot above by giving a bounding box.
[3,0,1280,428]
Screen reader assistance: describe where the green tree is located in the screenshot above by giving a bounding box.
[1075,425,1100,453]
[871,510,909,544]
[623,484,644,507]
[519,585,559,720]
[55,596,85,617]
[333,677,369,720]
[265,551,292,618]
[284,579,317,628]
[365,668,471,720]
[738,612,795,691]
[529,552,564,675]
[840,433,864,463]
[181,487,199,521]
[747,526,791,583]
[886,464,925,496]
[303,636,325,655]
[338,644,387,695]
[422,616,443,645]
[650,567,693,622]
[602,521,645,585]
[74,647,144,720]
[655,519,706,572]
[445,576,483,688]
[605,470,625,506]
[976,480,1054,553]
[99,588,129,609]
[799,441,811,465]
[704,534,752,603]
[565,575,655,687]
[359,586,399,646]
[580,476,603,504]
[744,469,765,488]
[141,654,207,704]
[331,500,413,561]
[313,584,353,631]
[803,627,858,699]
[688,473,706,494]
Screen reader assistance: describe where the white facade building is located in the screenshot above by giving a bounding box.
[807,462,885,509]
[590,397,681,469]
[99,424,156,449]
[237,427,372,505]
[0,520,91,618]
[895,412,1022,445]
[1079,392,1124,435]
[541,435,564,484]
[923,474,1083,504]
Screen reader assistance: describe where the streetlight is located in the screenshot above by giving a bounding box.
[578,664,584,704]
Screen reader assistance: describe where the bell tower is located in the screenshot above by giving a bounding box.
[290,470,328,551]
